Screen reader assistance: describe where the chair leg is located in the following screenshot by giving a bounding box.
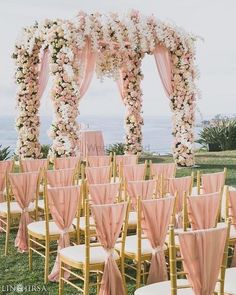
[4,219,10,256]
[96,271,102,294]
[28,235,32,270]
[44,239,50,284]
[136,260,141,289]
[59,261,64,295]
[84,270,89,295]
[121,259,127,294]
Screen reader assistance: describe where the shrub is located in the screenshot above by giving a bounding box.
[197,115,236,151]
[40,144,50,158]
[106,143,126,155]
[0,145,11,160]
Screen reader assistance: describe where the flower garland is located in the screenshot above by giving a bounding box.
[13,10,199,166]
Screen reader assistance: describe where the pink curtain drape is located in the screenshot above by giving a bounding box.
[79,131,105,159]
[9,172,39,252]
[0,159,14,174]
[150,163,176,179]
[141,197,175,284]
[46,168,75,187]
[89,183,119,205]
[115,155,137,167]
[229,191,236,266]
[85,166,110,184]
[178,227,227,295]
[38,49,49,98]
[123,164,146,182]
[153,44,173,97]
[201,171,225,194]
[87,156,110,167]
[168,176,192,227]
[21,158,48,172]
[127,180,155,209]
[54,156,80,170]
[0,172,6,202]
[47,186,80,281]
[91,203,127,295]
[77,39,96,98]
[187,193,220,230]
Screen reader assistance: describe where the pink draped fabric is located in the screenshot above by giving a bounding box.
[87,156,110,167]
[178,227,227,295]
[150,163,176,179]
[127,180,155,209]
[47,186,80,281]
[141,197,175,283]
[0,172,6,202]
[123,164,146,182]
[168,176,192,227]
[79,131,105,160]
[0,159,14,174]
[201,171,225,194]
[21,158,48,172]
[153,44,173,97]
[91,203,127,295]
[38,49,49,98]
[115,155,137,167]
[229,191,236,266]
[54,156,79,170]
[187,192,220,230]
[46,168,75,187]
[85,166,110,184]
[89,183,119,205]
[8,172,39,252]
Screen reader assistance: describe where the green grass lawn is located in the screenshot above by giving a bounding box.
[0,150,236,295]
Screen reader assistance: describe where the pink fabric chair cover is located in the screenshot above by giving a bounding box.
[54,156,79,170]
[187,192,220,230]
[178,227,227,295]
[79,131,105,160]
[0,159,14,174]
[85,166,110,184]
[229,191,236,266]
[168,176,192,227]
[87,156,110,167]
[150,163,176,179]
[21,158,48,172]
[0,172,6,202]
[8,171,39,252]
[46,168,75,187]
[201,171,225,194]
[153,44,173,97]
[47,186,80,281]
[89,183,119,205]
[127,180,156,209]
[141,197,175,284]
[123,164,146,182]
[91,202,127,295]
[115,155,137,167]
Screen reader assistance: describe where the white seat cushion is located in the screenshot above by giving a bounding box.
[224,267,236,295]
[27,220,75,236]
[39,184,44,194]
[72,216,95,230]
[0,201,35,215]
[128,211,137,226]
[191,186,203,196]
[135,279,193,295]
[60,245,119,264]
[115,235,167,256]
[37,199,44,210]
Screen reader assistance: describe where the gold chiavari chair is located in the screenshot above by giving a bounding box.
[112,153,138,181]
[86,154,112,167]
[58,199,130,295]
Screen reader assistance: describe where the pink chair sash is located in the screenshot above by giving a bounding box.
[91,203,127,295]
[89,183,120,205]
[85,166,110,184]
[168,176,192,227]
[87,156,110,167]
[123,164,146,182]
[179,227,227,295]
[9,171,39,252]
[0,172,6,201]
[127,180,156,209]
[115,155,137,166]
[0,159,14,174]
[150,163,176,179]
[187,192,220,230]
[229,191,236,266]
[201,171,225,194]
[21,158,48,172]
[47,186,80,281]
[46,168,75,187]
[141,197,174,284]
[54,156,79,170]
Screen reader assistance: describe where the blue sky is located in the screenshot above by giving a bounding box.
[0,0,235,120]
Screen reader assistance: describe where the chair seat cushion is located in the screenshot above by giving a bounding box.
[0,201,35,216]
[72,216,95,230]
[134,279,193,295]
[128,211,137,226]
[27,220,75,236]
[224,267,236,295]
[60,245,119,265]
[37,199,44,210]
[115,235,167,256]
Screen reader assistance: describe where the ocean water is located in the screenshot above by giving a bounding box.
[0,115,201,154]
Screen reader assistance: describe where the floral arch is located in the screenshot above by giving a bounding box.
[13,10,199,166]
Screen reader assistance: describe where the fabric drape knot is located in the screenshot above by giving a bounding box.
[59,228,69,236]
[22,206,29,213]
[104,248,115,260]
[152,245,164,255]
